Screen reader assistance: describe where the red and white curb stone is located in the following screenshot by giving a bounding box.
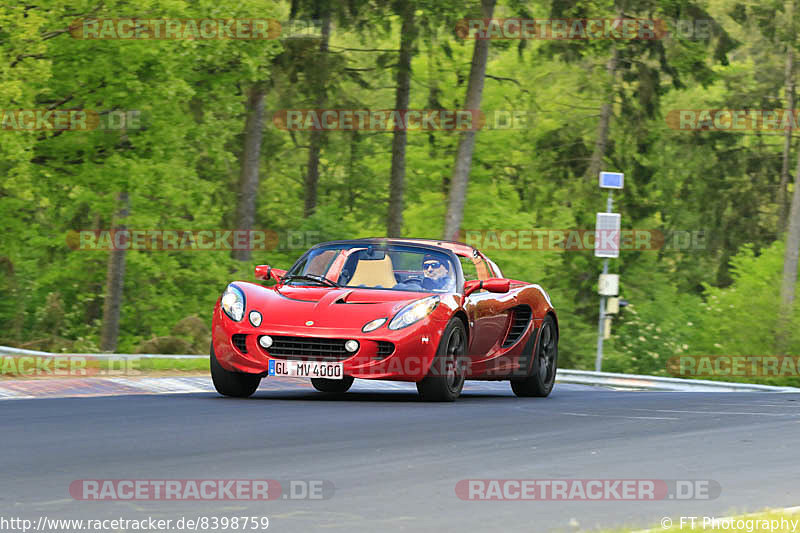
[0,376,520,400]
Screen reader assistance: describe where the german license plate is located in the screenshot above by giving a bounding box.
[268,360,343,379]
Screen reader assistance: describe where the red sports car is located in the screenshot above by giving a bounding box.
[210,238,558,401]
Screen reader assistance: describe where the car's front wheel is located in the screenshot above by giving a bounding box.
[311,376,354,393]
[210,344,261,398]
[511,315,558,397]
[416,318,467,402]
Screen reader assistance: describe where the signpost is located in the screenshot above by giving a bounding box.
[595,213,621,258]
[595,172,623,372]
[598,273,619,296]
[599,171,624,189]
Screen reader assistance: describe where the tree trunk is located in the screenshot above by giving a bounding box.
[777,0,798,353]
[303,12,332,218]
[232,82,267,262]
[100,191,129,352]
[585,46,619,182]
[442,0,496,240]
[779,153,800,352]
[0,257,23,341]
[425,33,445,192]
[779,1,795,233]
[387,0,416,237]
[348,131,359,210]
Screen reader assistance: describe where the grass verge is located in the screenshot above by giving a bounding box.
[0,355,208,379]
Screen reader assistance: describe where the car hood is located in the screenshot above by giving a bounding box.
[235,282,433,329]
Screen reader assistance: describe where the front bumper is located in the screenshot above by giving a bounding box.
[211,307,444,381]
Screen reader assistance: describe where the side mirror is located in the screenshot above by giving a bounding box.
[483,278,510,293]
[464,279,482,297]
[255,265,271,280]
[255,265,286,282]
[463,278,510,297]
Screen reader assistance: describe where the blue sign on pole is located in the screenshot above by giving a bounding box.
[599,171,624,189]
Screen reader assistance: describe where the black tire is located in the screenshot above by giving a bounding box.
[311,376,354,393]
[210,344,261,398]
[416,318,467,402]
[511,315,558,397]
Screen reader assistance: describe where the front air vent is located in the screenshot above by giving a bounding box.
[502,306,532,348]
[376,341,395,358]
[232,334,248,353]
[264,336,353,361]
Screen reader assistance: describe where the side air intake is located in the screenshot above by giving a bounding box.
[232,334,248,353]
[502,306,532,348]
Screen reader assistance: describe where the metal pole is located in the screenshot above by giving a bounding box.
[595,190,614,372]
[595,259,608,371]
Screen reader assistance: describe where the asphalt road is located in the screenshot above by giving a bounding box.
[2,381,800,532]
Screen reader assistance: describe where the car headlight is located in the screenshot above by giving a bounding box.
[220,284,245,322]
[388,296,440,330]
[362,318,387,332]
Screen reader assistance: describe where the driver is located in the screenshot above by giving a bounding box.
[421,254,453,291]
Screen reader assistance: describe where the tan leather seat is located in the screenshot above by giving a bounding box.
[347,256,396,288]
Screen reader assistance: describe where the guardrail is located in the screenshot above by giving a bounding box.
[0,346,206,359]
[556,369,800,392]
[1,346,797,391]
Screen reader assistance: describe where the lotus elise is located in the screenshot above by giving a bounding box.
[210,238,558,401]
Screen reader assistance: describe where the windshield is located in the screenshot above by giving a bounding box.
[285,243,458,293]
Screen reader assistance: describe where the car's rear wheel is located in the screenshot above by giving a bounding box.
[311,376,354,393]
[511,315,558,397]
[210,344,261,398]
[416,318,467,402]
